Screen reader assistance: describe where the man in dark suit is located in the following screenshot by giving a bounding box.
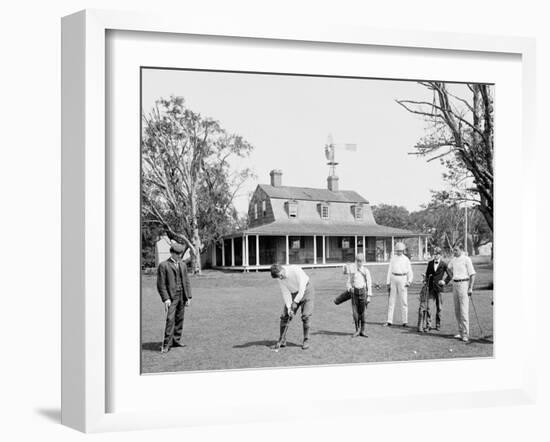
[424,247,451,331]
[156,243,193,353]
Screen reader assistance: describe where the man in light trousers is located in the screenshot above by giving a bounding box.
[445,244,476,342]
[384,242,413,327]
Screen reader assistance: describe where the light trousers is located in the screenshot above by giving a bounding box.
[452,281,469,338]
[387,275,408,324]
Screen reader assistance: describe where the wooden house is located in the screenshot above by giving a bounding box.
[211,170,428,270]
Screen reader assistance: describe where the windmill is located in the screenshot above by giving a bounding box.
[324,133,357,176]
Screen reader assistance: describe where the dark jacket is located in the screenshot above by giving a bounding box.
[156,259,193,302]
[425,259,451,295]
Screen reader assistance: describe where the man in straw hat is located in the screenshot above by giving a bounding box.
[384,242,413,327]
[156,243,193,353]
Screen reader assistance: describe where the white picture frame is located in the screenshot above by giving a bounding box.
[61,9,536,433]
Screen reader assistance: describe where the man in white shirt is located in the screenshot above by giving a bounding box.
[384,242,413,327]
[270,264,315,350]
[446,244,476,342]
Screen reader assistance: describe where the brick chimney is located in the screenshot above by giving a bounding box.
[327,175,339,192]
[270,169,283,187]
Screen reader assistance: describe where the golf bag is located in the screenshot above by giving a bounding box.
[417,281,431,332]
[333,290,352,305]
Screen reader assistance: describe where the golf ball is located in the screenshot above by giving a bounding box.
[449,348,453,352]
[413,351,417,354]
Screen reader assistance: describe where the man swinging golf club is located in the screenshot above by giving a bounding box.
[270,263,315,350]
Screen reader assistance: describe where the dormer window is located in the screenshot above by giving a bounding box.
[319,202,330,220]
[286,200,298,218]
[254,203,258,219]
[352,204,363,220]
[262,200,267,217]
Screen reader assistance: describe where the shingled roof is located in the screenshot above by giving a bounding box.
[225,221,427,238]
[258,184,368,203]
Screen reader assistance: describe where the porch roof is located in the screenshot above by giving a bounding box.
[226,221,427,238]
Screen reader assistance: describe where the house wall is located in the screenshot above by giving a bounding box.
[248,187,275,228]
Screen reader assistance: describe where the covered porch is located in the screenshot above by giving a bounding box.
[212,229,429,271]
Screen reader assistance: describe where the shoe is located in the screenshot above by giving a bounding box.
[171,341,185,348]
[435,326,441,331]
[279,340,287,348]
[417,327,423,333]
[383,322,392,327]
[352,329,360,338]
[302,339,310,350]
[402,323,408,328]
[160,346,170,353]
[461,337,469,343]
[454,334,462,339]
[359,331,368,338]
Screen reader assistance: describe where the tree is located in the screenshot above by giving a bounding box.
[141,96,254,274]
[396,82,494,231]
[371,204,410,229]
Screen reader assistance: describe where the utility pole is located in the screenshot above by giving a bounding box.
[464,206,468,255]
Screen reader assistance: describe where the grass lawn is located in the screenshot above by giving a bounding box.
[141,263,493,374]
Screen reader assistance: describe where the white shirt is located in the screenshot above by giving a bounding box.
[386,254,413,285]
[433,261,440,272]
[345,263,372,294]
[447,254,476,280]
[277,265,310,309]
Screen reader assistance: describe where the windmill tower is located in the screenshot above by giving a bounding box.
[324,134,357,191]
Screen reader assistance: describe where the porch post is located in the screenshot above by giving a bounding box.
[391,236,394,256]
[222,240,225,266]
[363,235,366,257]
[425,236,428,259]
[322,235,326,264]
[354,235,358,257]
[231,238,235,267]
[418,235,422,260]
[285,235,289,265]
[313,235,317,265]
[211,242,216,267]
[243,235,248,267]
[256,235,260,266]
[383,238,387,261]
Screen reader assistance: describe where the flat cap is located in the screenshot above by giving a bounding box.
[169,243,185,254]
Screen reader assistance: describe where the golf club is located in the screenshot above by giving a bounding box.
[469,292,487,339]
[271,312,293,352]
[160,303,169,352]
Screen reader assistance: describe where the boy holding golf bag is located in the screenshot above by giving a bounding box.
[334,253,372,337]
[270,264,315,350]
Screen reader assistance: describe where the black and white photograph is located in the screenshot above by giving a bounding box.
[140,68,494,374]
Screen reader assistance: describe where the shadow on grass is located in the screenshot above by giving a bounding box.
[233,340,301,348]
[312,329,351,337]
[142,341,162,352]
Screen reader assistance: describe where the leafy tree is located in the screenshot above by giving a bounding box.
[371,204,410,229]
[397,82,494,231]
[141,96,254,274]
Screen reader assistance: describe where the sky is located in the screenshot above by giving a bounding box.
[142,68,452,215]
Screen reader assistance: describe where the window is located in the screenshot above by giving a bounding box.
[262,200,267,216]
[254,203,258,219]
[287,200,298,218]
[291,239,301,249]
[352,204,363,220]
[319,202,330,219]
